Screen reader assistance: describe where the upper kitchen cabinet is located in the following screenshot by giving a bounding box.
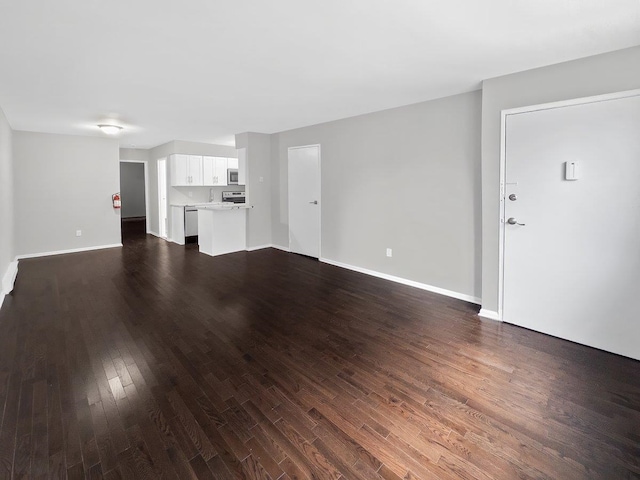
[170,154,203,186]
[202,156,228,186]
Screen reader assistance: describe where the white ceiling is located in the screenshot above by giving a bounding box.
[0,0,639,149]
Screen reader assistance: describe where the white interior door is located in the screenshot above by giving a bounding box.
[158,158,168,238]
[288,145,320,258]
[503,93,640,360]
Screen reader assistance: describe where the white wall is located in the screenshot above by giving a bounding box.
[0,106,15,301]
[119,162,146,218]
[236,133,272,249]
[13,132,121,256]
[271,91,482,301]
[480,45,640,313]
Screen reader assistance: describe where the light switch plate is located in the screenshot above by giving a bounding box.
[565,161,579,180]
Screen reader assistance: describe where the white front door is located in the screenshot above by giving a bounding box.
[288,145,321,258]
[503,93,640,360]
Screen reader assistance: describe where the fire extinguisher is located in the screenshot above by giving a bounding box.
[112,193,121,209]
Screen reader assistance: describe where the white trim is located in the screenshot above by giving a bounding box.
[246,244,291,252]
[287,144,321,258]
[320,257,481,305]
[1,259,19,309]
[497,88,640,323]
[16,243,123,260]
[478,309,501,321]
[149,230,182,244]
[120,159,150,233]
[2,260,18,294]
[157,157,168,238]
[500,88,640,117]
[246,244,272,252]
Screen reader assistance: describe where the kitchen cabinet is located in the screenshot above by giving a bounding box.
[202,156,228,186]
[170,154,203,186]
[170,205,185,245]
[197,205,248,257]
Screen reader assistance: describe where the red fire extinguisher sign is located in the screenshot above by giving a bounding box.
[112,193,121,209]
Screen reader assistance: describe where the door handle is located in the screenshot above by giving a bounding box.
[507,217,525,226]
[309,200,318,205]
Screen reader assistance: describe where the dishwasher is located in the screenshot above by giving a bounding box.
[184,206,198,244]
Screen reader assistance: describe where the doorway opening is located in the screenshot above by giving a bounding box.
[119,160,149,243]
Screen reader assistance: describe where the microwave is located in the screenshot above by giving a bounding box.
[227,168,239,185]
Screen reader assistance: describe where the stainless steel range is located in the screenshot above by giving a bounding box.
[222,191,246,204]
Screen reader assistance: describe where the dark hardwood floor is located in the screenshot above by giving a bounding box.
[0,221,638,479]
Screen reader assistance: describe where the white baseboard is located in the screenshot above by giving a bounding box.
[16,243,123,260]
[149,231,179,244]
[271,244,291,253]
[478,308,501,321]
[2,260,18,294]
[319,257,481,305]
[148,230,162,238]
[1,259,19,308]
[246,244,272,252]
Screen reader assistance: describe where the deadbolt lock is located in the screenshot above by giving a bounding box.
[508,194,517,201]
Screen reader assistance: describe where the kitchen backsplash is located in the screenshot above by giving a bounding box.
[171,185,245,204]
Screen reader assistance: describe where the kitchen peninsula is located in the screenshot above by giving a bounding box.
[197,204,251,257]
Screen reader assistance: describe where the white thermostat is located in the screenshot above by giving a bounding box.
[565,161,579,181]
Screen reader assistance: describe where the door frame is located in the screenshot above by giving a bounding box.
[497,88,640,321]
[120,159,150,233]
[157,157,168,238]
[287,144,322,257]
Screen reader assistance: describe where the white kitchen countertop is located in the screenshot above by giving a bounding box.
[170,202,250,209]
[196,203,251,210]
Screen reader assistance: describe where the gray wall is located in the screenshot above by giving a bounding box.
[0,106,13,294]
[271,91,482,300]
[237,133,272,249]
[120,148,149,163]
[13,132,121,255]
[119,162,146,218]
[481,45,640,313]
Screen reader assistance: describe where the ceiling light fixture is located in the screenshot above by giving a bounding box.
[97,124,123,135]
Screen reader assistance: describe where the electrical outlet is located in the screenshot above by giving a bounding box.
[76,230,82,237]
[259,176,264,183]
[386,248,392,257]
